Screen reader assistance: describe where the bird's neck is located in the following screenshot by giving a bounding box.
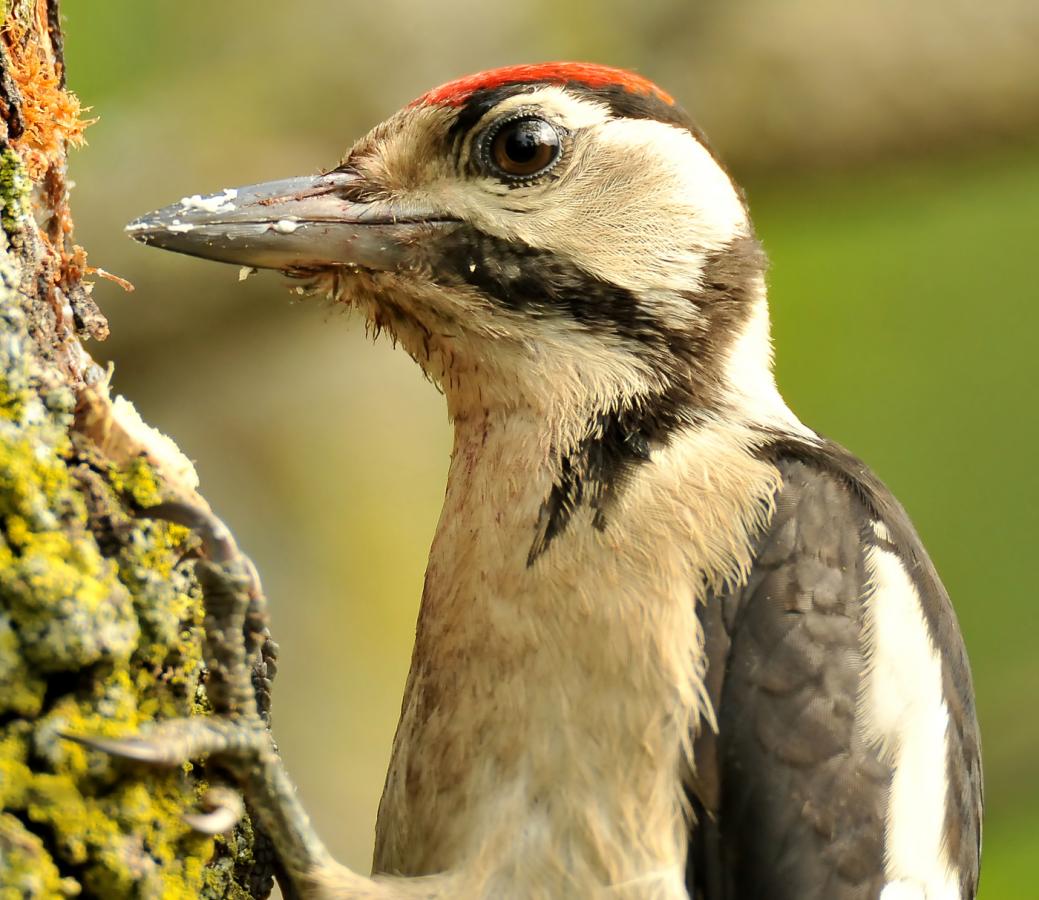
[375,403,783,896]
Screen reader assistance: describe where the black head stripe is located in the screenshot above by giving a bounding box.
[427,224,670,346]
[424,225,763,372]
[572,84,736,181]
[448,85,540,144]
[570,84,704,139]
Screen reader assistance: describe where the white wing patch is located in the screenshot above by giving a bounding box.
[880,881,928,900]
[872,519,894,542]
[861,539,961,899]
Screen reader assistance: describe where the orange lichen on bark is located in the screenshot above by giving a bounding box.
[0,2,122,364]
[1,1,94,180]
[86,266,134,292]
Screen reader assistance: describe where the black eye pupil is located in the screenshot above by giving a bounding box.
[504,123,542,164]
[489,117,560,178]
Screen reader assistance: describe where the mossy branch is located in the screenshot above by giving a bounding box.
[0,2,272,896]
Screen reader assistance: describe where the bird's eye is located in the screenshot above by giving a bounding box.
[487,117,562,179]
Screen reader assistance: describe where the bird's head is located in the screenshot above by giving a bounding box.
[130,63,776,436]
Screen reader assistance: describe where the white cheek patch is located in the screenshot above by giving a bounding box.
[434,100,748,297]
[597,117,748,251]
[514,117,746,295]
[860,544,961,900]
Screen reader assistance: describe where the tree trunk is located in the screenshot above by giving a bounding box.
[0,2,272,896]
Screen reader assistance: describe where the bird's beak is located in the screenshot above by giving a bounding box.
[125,170,445,272]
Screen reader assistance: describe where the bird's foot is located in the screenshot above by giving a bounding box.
[64,501,334,896]
[66,717,268,771]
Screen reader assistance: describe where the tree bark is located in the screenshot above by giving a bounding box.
[0,2,272,896]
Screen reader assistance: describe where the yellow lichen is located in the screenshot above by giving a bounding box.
[108,454,163,508]
[0,149,32,239]
[0,613,45,714]
[1,253,262,893]
[0,16,262,880]
[0,812,78,899]
[0,432,139,672]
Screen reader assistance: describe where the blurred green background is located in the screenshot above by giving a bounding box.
[60,2,1038,896]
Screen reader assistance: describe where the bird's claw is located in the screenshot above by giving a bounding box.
[183,785,247,835]
[63,717,269,769]
[64,501,330,890]
[65,728,250,835]
[62,500,275,846]
[62,730,180,766]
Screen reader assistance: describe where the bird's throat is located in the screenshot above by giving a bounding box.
[372,408,783,894]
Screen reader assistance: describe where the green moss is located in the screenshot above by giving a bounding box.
[0,247,264,894]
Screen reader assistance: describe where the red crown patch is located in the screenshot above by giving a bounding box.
[413,62,674,108]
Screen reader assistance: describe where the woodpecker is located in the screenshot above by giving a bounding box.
[115,63,982,899]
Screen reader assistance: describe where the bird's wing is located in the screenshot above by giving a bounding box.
[685,440,982,900]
